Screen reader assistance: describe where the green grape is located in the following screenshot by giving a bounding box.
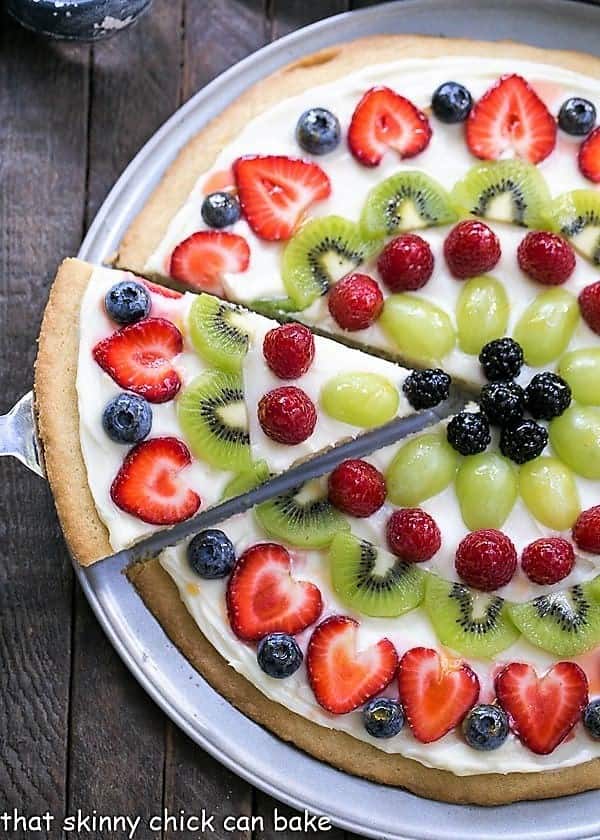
[513,289,579,367]
[519,456,580,530]
[558,348,600,405]
[456,276,510,355]
[379,294,456,365]
[320,372,400,428]
[550,405,600,480]
[386,432,459,506]
[455,453,518,530]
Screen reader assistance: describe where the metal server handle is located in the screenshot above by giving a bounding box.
[0,391,45,478]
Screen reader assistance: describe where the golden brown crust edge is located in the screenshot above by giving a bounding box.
[129,558,600,806]
[116,33,600,274]
[34,258,113,566]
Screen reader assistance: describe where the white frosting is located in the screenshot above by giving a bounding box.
[80,56,600,776]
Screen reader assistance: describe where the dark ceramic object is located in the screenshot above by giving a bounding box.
[7,0,154,41]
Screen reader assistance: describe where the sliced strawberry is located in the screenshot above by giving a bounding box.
[93,317,183,403]
[169,231,250,295]
[397,647,480,743]
[466,74,556,164]
[142,279,183,299]
[110,437,200,525]
[495,662,588,755]
[226,543,322,642]
[579,127,600,183]
[348,86,432,167]
[306,615,398,714]
[233,155,331,241]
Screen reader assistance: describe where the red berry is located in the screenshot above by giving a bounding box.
[327,459,386,517]
[455,529,517,591]
[579,282,600,335]
[328,273,384,331]
[258,386,317,445]
[521,537,575,585]
[377,234,434,292]
[573,506,600,554]
[263,323,315,379]
[443,220,501,279]
[386,509,441,562]
[517,231,575,285]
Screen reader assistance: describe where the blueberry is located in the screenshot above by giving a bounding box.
[187,529,236,579]
[363,697,404,739]
[296,107,341,155]
[257,633,303,678]
[102,393,152,444]
[105,280,150,325]
[201,191,241,228]
[558,97,596,136]
[431,82,473,124]
[583,698,600,739]
[462,704,509,751]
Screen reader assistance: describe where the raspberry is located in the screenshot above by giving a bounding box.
[327,459,386,517]
[455,529,517,591]
[258,386,317,445]
[263,323,315,379]
[521,537,575,585]
[386,508,441,562]
[579,281,600,335]
[328,273,384,331]
[376,234,434,292]
[402,368,451,410]
[517,231,575,285]
[573,506,600,554]
[443,220,501,279]
[446,411,490,455]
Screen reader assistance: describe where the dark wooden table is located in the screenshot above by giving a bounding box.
[0,2,383,837]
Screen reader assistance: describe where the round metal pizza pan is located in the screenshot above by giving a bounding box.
[78,1,600,837]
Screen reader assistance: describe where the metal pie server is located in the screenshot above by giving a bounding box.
[0,389,467,568]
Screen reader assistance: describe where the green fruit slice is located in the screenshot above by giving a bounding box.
[509,580,600,656]
[177,370,251,471]
[221,460,270,501]
[380,294,456,365]
[424,575,520,659]
[455,453,518,530]
[549,404,600,479]
[456,275,510,355]
[329,532,426,617]
[188,294,250,374]
[451,159,551,228]
[282,216,380,310]
[320,372,400,428]
[558,348,600,406]
[360,170,457,238]
[386,432,459,506]
[519,456,580,530]
[513,288,579,367]
[254,479,349,549]
[550,190,600,264]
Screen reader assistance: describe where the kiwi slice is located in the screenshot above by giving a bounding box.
[451,160,551,228]
[188,294,250,374]
[329,532,425,617]
[424,575,520,658]
[177,370,251,471]
[254,478,349,549]
[551,190,600,264]
[282,216,380,310]
[249,297,299,318]
[360,171,458,238]
[509,579,600,656]
[221,460,270,501]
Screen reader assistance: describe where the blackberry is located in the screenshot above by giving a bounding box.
[583,699,600,740]
[479,338,524,381]
[500,418,548,464]
[525,372,572,420]
[480,380,525,426]
[363,697,405,739]
[462,704,509,751]
[402,368,451,409]
[447,411,491,455]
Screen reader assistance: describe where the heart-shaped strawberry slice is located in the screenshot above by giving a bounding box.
[306,615,398,714]
[93,317,183,403]
[398,647,480,742]
[110,436,201,525]
[495,661,588,754]
[169,231,250,295]
[226,543,322,642]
